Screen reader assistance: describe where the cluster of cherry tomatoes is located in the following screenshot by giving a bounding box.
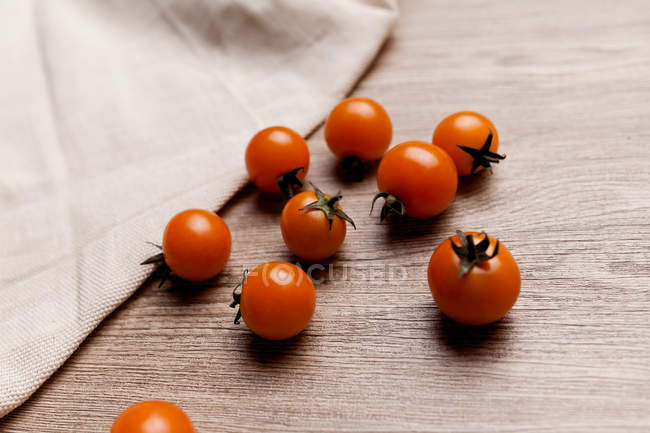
[143,97,520,333]
[126,98,521,431]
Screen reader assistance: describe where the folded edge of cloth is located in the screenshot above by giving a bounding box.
[0,0,398,418]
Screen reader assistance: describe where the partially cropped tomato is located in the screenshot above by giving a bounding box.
[325,97,392,176]
[111,400,195,433]
[428,231,520,325]
[281,183,355,261]
[372,141,457,219]
[161,209,231,281]
[432,111,504,176]
[245,126,309,196]
[232,262,315,340]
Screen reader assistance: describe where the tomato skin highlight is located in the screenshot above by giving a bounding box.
[428,232,520,326]
[111,400,195,433]
[281,191,347,261]
[245,126,309,193]
[432,111,499,176]
[376,141,457,218]
[325,97,392,162]
[241,262,316,340]
[162,209,231,282]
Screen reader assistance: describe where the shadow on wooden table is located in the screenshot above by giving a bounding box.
[253,189,287,215]
[218,182,285,217]
[242,332,308,366]
[432,311,513,357]
[456,170,497,198]
[381,208,452,241]
[329,157,381,185]
[165,271,229,303]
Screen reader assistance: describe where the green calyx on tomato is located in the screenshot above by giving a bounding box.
[457,129,505,174]
[299,182,356,230]
[451,230,500,278]
[229,269,248,325]
[276,166,305,197]
[140,242,173,288]
[141,242,164,266]
[370,192,406,222]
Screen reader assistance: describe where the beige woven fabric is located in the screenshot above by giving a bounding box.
[0,0,397,417]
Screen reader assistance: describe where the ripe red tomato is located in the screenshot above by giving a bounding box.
[428,231,520,325]
[111,400,195,433]
[432,111,504,176]
[245,126,310,195]
[281,184,355,261]
[232,262,315,340]
[325,97,392,163]
[162,209,231,282]
[373,141,457,219]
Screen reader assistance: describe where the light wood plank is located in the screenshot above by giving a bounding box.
[3,0,650,431]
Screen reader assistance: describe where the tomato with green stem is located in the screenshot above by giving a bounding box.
[231,262,316,340]
[325,97,392,180]
[372,141,457,220]
[428,231,520,325]
[281,183,355,261]
[142,209,231,283]
[111,400,195,433]
[245,126,310,196]
[432,111,505,176]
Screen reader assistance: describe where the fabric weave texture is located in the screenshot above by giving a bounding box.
[0,0,397,417]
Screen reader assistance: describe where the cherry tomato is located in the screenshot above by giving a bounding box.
[373,141,457,219]
[245,126,309,195]
[233,262,315,340]
[281,184,355,262]
[162,209,231,282]
[428,231,520,325]
[432,111,504,176]
[325,97,392,162]
[111,400,195,433]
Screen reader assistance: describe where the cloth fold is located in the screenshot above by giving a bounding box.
[0,0,397,417]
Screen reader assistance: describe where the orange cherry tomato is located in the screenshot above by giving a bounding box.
[281,184,355,262]
[373,141,457,219]
[235,262,315,340]
[111,400,195,433]
[325,97,392,162]
[428,231,520,325]
[162,209,231,282]
[245,126,309,195]
[432,111,504,176]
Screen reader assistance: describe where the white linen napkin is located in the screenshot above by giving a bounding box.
[0,0,397,417]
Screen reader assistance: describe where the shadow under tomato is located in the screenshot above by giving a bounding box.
[242,331,308,366]
[432,310,513,357]
[296,258,337,281]
[164,272,227,303]
[217,182,255,217]
[455,170,494,198]
[140,261,220,300]
[330,156,381,185]
[253,188,287,215]
[270,251,342,284]
[381,207,454,243]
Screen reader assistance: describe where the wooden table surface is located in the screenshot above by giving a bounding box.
[4,0,650,431]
